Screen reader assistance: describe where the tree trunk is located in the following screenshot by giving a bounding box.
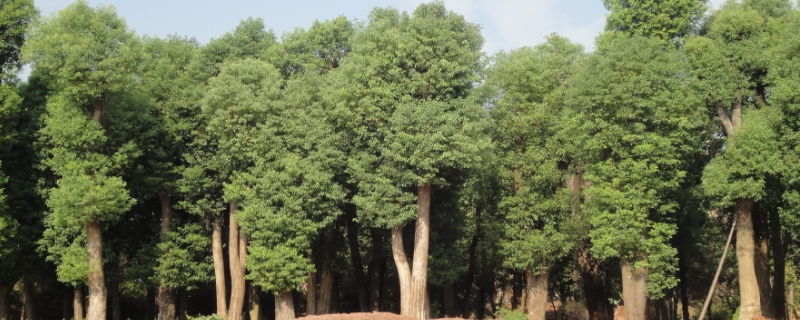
[368,229,384,312]
[443,282,457,318]
[771,208,787,320]
[754,207,775,319]
[145,287,154,320]
[248,283,262,320]
[178,289,188,320]
[212,213,228,317]
[109,278,121,320]
[316,225,336,314]
[579,245,612,320]
[410,183,432,320]
[678,253,691,320]
[306,254,317,316]
[157,192,177,320]
[737,198,769,320]
[86,218,107,320]
[525,269,548,320]
[463,203,482,317]
[346,213,369,312]
[275,291,295,320]
[228,203,247,320]
[74,285,84,320]
[621,258,647,320]
[391,225,413,316]
[0,284,10,320]
[157,286,176,320]
[21,278,35,320]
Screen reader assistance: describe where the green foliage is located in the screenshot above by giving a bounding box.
[600,0,705,46]
[495,307,529,320]
[267,16,354,77]
[189,18,276,81]
[155,223,213,290]
[0,0,37,82]
[566,36,704,296]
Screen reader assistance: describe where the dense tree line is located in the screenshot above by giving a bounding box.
[1,0,800,320]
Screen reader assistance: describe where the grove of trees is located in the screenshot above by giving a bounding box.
[1,0,800,320]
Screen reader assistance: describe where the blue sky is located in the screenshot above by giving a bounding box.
[33,0,727,54]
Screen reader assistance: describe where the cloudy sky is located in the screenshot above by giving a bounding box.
[33,0,728,54]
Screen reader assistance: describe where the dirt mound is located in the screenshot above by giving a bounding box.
[300,313,463,320]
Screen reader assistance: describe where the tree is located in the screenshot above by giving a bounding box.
[336,2,488,318]
[0,0,36,83]
[487,34,584,320]
[600,0,705,46]
[22,2,143,319]
[565,36,704,320]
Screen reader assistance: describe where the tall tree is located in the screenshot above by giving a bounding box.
[487,34,584,320]
[336,2,488,318]
[600,0,705,46]
[565,36,704,320]
[22,2,143,319]
[0,0,36,83]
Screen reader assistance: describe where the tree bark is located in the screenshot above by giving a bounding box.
[306,254,317,316]
[409,183,432,320]
[157,286,176,320]
[578,245,612,320]
[74,285,84,320]
[716,102,735,137]
[737,198,769,320]
[0,284,9,320]
[21,278,35,320]
[346,213,369,312]
[228,203,247,320]
[212,213,228,317]
[368,229,384,312]
[275,291,295,320]
[443,282,457,318]
[109,278,121,320]
[316,226,336,314]
[463,203,482,317]
[621,258,647,320]
[754,208,775,319]
[86,218,107,320]
[248,283,262,320]
[525,269,548,320]
[771,211,788,320]
[678,253,691,320]
[391,225,413,316]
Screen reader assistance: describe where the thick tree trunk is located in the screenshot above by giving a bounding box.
[316,226,336,314]
[22,278,35,320]
[390,183,432,320]
[368,229,384,312]
[145,287,155,320]
[391,225,413,316]
[157,286,176,320]
[737,198,769,320]
[157,192,177,320]
[109,278,121,320]
[212,214,227,317]
[346,213,369,312]
[228,204,247,320]
[275,291,295,320]
[74,285,84,320]
[621,259,647,320]
[178,289,188,320]
[0,284,10,320]
[248,283,262,320]
[579,246,612,320]
[525,269,548,320]
[443,282,457,318]
[86,218,107,320]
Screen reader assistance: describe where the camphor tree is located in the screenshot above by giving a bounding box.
[487,34,583,320]
[21,1,144,319]
[565,36,704,320]
[336,2,488,318]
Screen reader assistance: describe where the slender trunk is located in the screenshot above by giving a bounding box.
[228,203,247,320]
[0,284,10,320]
[621,258,647,320]
[771,208,787,320]
[109,278,121,320]
[391,225,413,316]
[62,289,71,320]
[74,286,84,320]
[698,219,736,320]
[463,203,482,317]
[86,218,107,320]
[306,253,317,316]
[678,254,691,320]
[368,229,384,312]
[274,291,295,320]
[248,283,262,320]
[212,214,227,317]
[579,245,611,320]
[409,183,432,320]
[513,272,524,311]
[346,214,369,312]
[737,198,767,320]
[145,287,154,320]
[443,282,457,318]
[525,269,548,320]
[21,278,35,320]
[178,289,188,320]
[754,208,775,318]
[157,287,176,320]
[316,226,335,314]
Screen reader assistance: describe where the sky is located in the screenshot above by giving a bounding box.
[31,0,729,55]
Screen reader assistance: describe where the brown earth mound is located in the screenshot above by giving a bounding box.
[300,313,463,320]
